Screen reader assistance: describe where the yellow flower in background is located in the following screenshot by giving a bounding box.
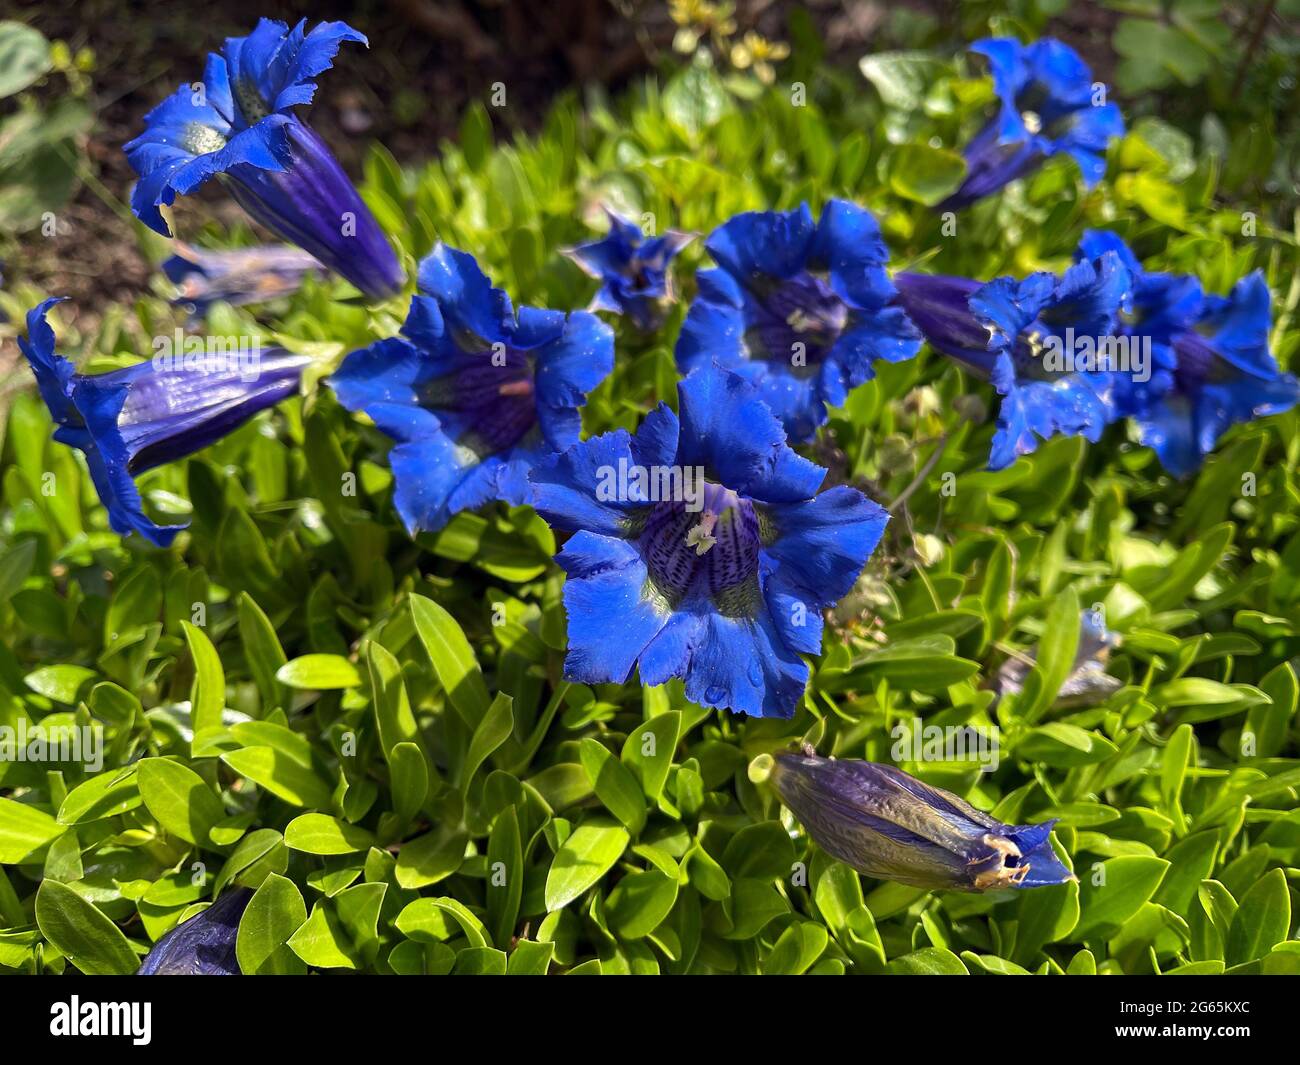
[729,31,790,84]
[669,0,737,55]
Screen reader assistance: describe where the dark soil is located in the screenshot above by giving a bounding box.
[3,0,1126,323]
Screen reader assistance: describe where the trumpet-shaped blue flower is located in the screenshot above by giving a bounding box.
[565,208,693,330]
[895,249,1130,469]
[769,751,1075,891]
[675,201,921,442]
[1075,230,1299,476]
[163,241,323,321]
[946,37,1124,210]
[329,244,614,535]
[137,889,252,975]
[18,299,309,547]
[125,19,403,301]
[530,365,889,719]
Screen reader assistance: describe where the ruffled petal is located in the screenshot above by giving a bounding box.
[704,203,816,284]
[529,430,645,536]
[674,366,825,504]
[416,244,515,347]
[556,532,671,684]
[761,486,889,607]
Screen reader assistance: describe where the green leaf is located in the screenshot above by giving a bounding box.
[621,711,681,803]
[284,813,377,855]
[237,593,288,714]
[663,59,732,142]
[607,869,678,939]
[137,757,226,847]
[1225,869,1291,967]
[0,796,65,863]
[220,747,335,809]
[389,741,429,822]
[35,880,138,975]
[544,817,630,911]
[276,654,362,690]
[1074,857,1169,939]
[1017,723,1118,767]
[236,873,307,975]
[580,738,646,834]
[1019,585,1080,723]
[410,594,491,725]
[182,621,225,741]
[886,947,969,975]
[287,903,357,970]
[889,143,966,206]
[56,766,141,825]
[486,806,522,949]
[0,22,52,98]
[24,664,96,703]
[859,51,943,109]
[507,939,554,975]
[461,692,513,793]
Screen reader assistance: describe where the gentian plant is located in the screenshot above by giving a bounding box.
[945,36,1124,210]
[762,750,1075,890]
[530,365,888,718]
[4,7,1298,983]
[17,299,308,546]
[894,250,1130,468]
[1073,230,1300,476]
[676,200,921,442]
[163,242,323,321]
[125,19,404,300]
[565,207,693,330]
[329,244,614,534]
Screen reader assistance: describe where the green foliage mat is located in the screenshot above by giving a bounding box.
[1,23,1298,975]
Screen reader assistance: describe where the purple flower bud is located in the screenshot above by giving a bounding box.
[137,889,253,975]
[769,750,1075,891]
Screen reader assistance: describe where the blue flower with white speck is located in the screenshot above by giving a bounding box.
[328,244,614,535]
[125,19,403,301]
[895,250,1131,469]
[18,299,309,547]
[529,364,889,719]
[675,200,921,443]
[945,37,1124,210]
[565,208,693,330]
[1074,230,1299,476]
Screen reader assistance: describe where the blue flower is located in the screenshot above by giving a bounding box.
[946,37,1124,210]
[529,365,889,719]
[18,299,309,547]
[1074,230,1299,477]
[125,19,404,301]
[768,750,1075,891]
[565,208,693,330]
[675,200,921,442]
[895,250,1130,469]
[137,889,252,975]
[329,244,614,535]
[163,241,323,321]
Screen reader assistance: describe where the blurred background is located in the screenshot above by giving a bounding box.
[0,0,1296,315]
